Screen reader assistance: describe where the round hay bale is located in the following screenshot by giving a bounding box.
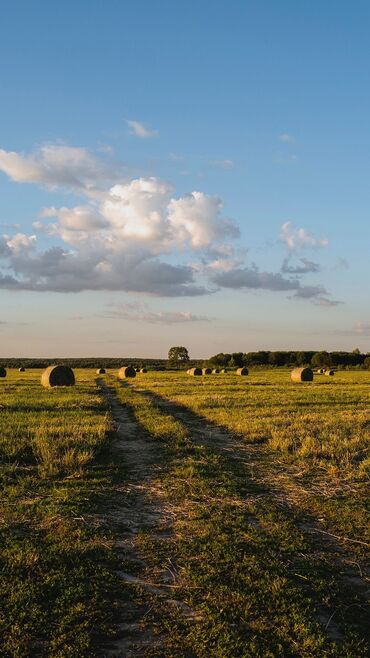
[140,368,147,373]
[317,368,325,374]
[212,368,220,374]
[19,367,25,372]
[236,367,248,376]
[118,366,136,379]
[220,368,227,373]
[202,368,212,375]
[41,365,75,388]
[325,369,335,376]
[96,367,106,374]
[291,367,313,383]
[188,367,202,376]
[0,366,6,378]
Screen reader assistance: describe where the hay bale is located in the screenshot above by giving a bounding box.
[140,368,147,373]
[291,367,313,383]
[41,365,75,388]
[325,369,335,376]
[212,368,219,374]
[118,366,136,379]
[188,367,202,376]
[236,367,248,376]
[220,368,227,373]
[96,367,106,374]
[0,366,6,378]
[19,367,25,372]
[202,368,212,375]
[317,368,325,374]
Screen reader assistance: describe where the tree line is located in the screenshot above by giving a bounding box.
[207,349,370,368]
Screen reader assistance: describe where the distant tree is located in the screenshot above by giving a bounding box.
[311,351,331,368]
[209,353,230,367]
[364,356,370,369]
[295,351,308,366]
[288,352,298,365]
[352,347,361,354]
[268,351,286,366]
[168,346,189,366]
[231,352,244,367]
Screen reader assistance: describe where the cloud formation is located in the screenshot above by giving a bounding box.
[127,119,159,138]
[0,142,337,304]
[280,222,329,251]
[0,144,117,192]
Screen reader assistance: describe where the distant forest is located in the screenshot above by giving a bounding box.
[0,349,369,369]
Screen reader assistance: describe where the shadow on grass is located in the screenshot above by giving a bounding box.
[120,381,370,652]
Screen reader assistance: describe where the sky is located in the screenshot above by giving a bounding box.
[0,0,369,358]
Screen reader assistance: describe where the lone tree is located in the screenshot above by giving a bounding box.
[168,346,190,366]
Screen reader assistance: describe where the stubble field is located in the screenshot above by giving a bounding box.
[0,369,369,657]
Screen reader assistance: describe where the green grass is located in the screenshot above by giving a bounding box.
[0,368,369,657]
[0,370,121,657]
[111,371,369,657]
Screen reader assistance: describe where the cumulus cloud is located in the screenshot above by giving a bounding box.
[127,119,159,138]
[103,301,210,324]
[39,206,110,235]
[0,144,117,192]
[280,221,329,251]
[168,191,239,249]
[0,169,235,294]
[0,142,336,303]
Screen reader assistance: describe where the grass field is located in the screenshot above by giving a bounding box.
[0,368,369,657]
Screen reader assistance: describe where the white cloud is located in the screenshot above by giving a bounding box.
[5,232,36,253]
[127,119,159,138]
[0,141,336,304]
[0,144,116,192]
[280,222,329,251]
[168,191,239,249]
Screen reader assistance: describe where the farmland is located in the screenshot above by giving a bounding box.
[0,368,369,657]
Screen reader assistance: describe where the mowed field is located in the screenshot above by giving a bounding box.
[0,369,369,657]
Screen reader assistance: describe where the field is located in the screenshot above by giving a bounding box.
[0,369,369,657]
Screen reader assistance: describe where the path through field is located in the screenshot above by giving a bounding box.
[99,382,199,656]
[99,374,369,657]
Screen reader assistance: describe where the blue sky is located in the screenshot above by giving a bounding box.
[0,0,369,357]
